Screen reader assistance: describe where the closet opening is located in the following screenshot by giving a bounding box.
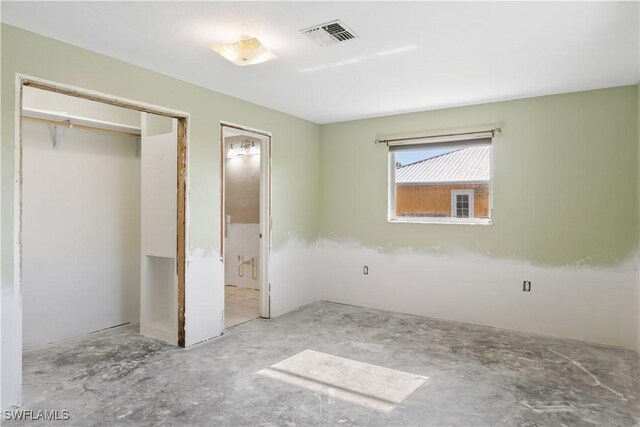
[7,75,189,407]
[21,86,147,349]
[221,124,271,328]
[18,84,186,347]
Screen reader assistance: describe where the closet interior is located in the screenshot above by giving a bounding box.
[21,87,178,348]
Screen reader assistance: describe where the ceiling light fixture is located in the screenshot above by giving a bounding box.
[212,37,277,66]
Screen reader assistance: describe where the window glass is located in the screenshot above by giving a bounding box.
[389,141,491,224]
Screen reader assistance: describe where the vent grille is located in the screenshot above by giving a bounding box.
[301,20,358,46]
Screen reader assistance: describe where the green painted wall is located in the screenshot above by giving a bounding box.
[320,86,639,268]
[1,23,637,283]
[0,24,321,287]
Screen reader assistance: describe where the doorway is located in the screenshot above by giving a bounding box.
[221,124,271,328]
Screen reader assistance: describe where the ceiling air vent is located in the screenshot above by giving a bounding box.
[300,20,358,46]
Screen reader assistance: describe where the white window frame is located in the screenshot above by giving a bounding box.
[451,190,474,218]
[387,132,494,225]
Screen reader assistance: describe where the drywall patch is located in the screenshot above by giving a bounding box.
[312,239,639,351]
[269,238,321,317]
[185,249,223,347]
[185,240,320,344]
[1,288,22,409]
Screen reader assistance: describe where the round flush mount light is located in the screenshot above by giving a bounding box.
[211,37,277,66]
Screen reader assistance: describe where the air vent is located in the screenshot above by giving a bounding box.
[300,20,358,46]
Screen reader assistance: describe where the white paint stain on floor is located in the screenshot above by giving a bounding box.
[520,401,576,413]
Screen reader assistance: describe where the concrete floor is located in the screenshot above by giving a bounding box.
[225,285,260,327]
[9,302,640,426]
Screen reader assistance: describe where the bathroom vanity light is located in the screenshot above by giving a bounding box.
[212,37,277,66]
[227,144,240,157]
[248,141,259,156]
[228,140,260,157]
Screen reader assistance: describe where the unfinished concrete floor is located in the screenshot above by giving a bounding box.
[11,302,640,426]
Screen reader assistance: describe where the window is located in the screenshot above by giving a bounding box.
[388,132,494,224]
[451,190,474,218]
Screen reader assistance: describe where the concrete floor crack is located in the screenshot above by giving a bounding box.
[547,348,626,400]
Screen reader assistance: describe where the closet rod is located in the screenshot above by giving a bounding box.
[22,115,141,137]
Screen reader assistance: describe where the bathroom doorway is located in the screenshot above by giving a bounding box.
[221,124,271,328]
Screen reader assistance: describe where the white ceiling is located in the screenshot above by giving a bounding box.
[2,1,638,124]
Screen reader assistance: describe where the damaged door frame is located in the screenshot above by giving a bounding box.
[13,75,190,356]
[220,122,272,321]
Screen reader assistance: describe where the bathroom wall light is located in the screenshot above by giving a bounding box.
[227,140,260,158]
[227,143,240,158]
[248,141,259,156]
[212,37,277,66]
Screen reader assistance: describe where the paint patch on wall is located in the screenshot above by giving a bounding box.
[310,239,639,351]
[185,249,224,346]
[1,289,21,409]
[269,239,321,317]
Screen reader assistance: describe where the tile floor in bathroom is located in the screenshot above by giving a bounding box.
[225,285,260,327]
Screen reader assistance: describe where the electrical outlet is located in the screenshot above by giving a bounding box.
[363,265,369,275]
[522,280,531,292]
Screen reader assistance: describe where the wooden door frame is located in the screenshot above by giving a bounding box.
[13,75,190,346]
[220,122,272,320]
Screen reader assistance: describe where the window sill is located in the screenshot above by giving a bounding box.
[388,217,493,225]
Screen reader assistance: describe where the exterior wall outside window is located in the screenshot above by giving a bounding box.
[396,183,489,218]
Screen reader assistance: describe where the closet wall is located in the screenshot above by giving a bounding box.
[22,88,142,348]
[140,113,178,344]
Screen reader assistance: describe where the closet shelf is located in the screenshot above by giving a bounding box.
[22,107,141,136]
